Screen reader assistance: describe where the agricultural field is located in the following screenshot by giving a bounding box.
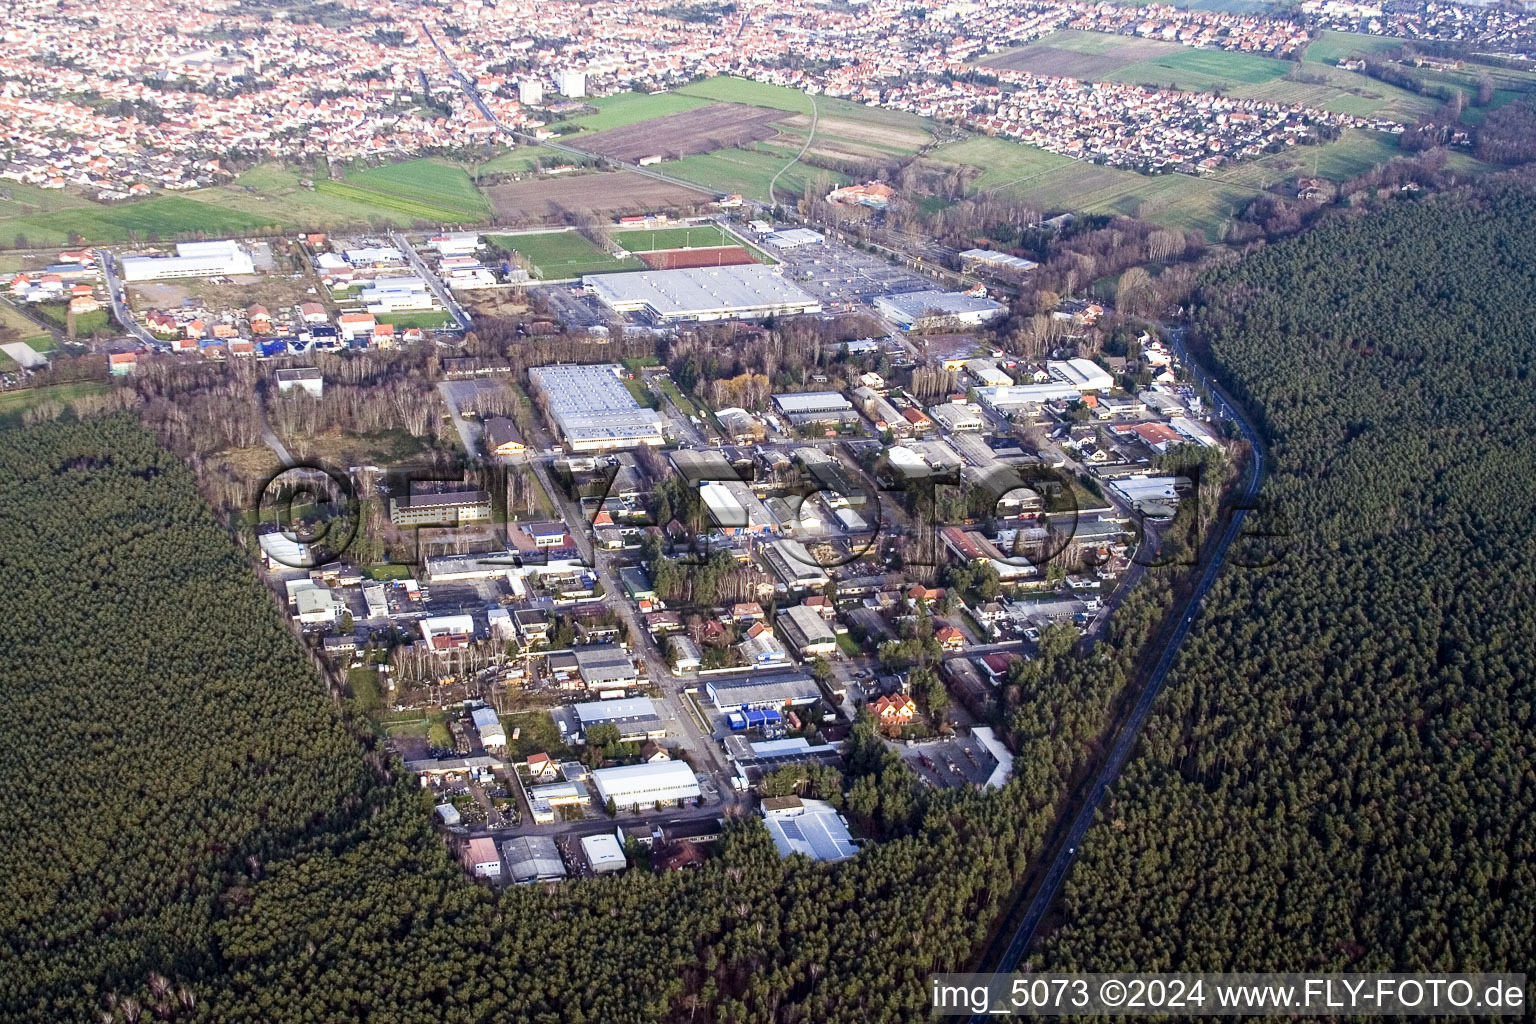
[567,103,781,162]
[613,224,733,251]
[675,77,815,115]
[772,113,934,158]
[0,191,274,248]
[1105,46,1293,92]
[977,30,1185,78]
[485,171,711,223]
[1304,30,1406,67]
[344,159,491,219]
[1226,65,1438,121]
[471,148,551,176]
[488,230,644,279]
[928,135,1077,192]
[33,302,109,338]
[0,301,56,349]
[657,147,850,203]
[568,91,714,132]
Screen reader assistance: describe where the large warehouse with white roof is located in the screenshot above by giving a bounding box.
[583,264,822,323]
[528,363,666,451]
[591,761,702,809]
[120,240,255,281]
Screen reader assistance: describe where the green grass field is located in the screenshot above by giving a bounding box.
[0,193,275,248]
[472,148,554,176]
[488,231,643,279]
[1106,47,1293,91]
[376,310,452,330]
[1304,30,1406,66]
[657,147,850,203]
[346,159,491,218]
[930,136,1077,192]
[570,91,714,131]
[676,77,815,115]
[0,302,55,348]
[612,225,732,251]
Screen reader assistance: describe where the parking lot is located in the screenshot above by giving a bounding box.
[769,237,934,312]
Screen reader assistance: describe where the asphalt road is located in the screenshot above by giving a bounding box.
[96,250,157,346]
[390,231,473,330]
[969,327,1267,1009]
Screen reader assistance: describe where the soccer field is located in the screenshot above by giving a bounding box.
[488,231,643,279]
[613,225,732,252]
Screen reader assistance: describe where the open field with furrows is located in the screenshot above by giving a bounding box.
[772,113,933,156]
[488,230,644,279]
[485,171,712,223]
[655,147,850,203]
[638,246,756,269]
[977,30,1186,78]
[568,91,715,132]
[567,103,782,162]
[675,76,941,134]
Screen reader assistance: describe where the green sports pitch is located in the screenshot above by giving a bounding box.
[488,231,643,279]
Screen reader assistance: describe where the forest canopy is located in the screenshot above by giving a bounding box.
[1038,180,1536,975]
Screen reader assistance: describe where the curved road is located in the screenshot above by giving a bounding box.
[970,326,1266,1008]
[767,94,817,207]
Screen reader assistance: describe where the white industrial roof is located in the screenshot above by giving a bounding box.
[763,798,858,862]
[975,383,1080,408]
[528,364,664,446]
[591,760,701,800]
[773,391,853,414]
[875,289,1005,320]
[580,833,628,871]
[1049,358,1115,392]
[573,697,656,724]
[584,264,820,319]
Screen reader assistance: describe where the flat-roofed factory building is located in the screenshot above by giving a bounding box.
[874,289,1005,332]
[529,363,666,451]
[591,760,702,810]
[572,696,666,742]
[583,265,821,324]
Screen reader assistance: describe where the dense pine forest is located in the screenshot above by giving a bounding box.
[5,178,1536,1023]
[1039,183,1536,973]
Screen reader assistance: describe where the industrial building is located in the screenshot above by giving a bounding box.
[574,644,640,690]
[762,228,825,248]
[528,364,666,451]
[581,833,627,873]
[583,265,821,323]
[471,706,506,751]
[772,392,854,423]
[705,673,821,711]
[761,538,832,591]
[762,797,858,862]
[572,696,665,742]
[389,490,492,526]
[699,479,777,535]
[874,289,1006,331]
[501,835,567,884]
[591,760,702,809]
[974,383,1080,416]
[120,240,255,282]
[959,248,1039,276]
[777,604,838,657]
[1048,358,1116,393]
[361,276,436,313]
